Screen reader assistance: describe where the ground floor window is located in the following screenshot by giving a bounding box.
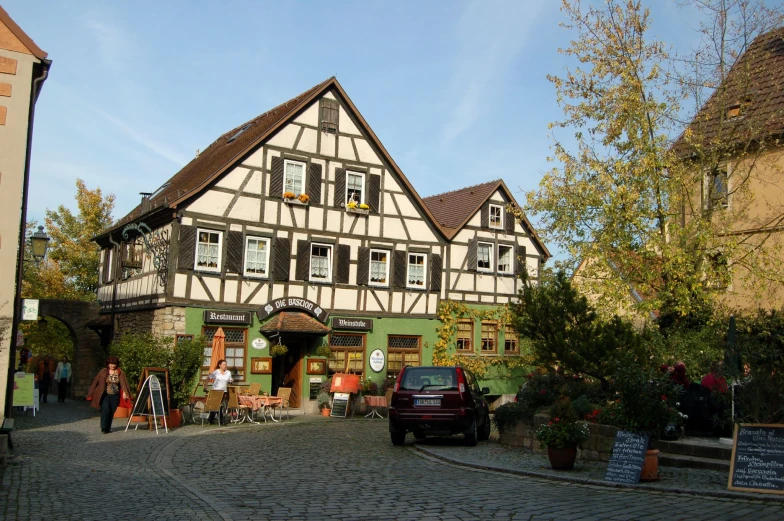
[387,335,421,376]
[328,333,365,375]
[504,325,519,354]
[456,320,473,352]
[202,327,247,381]
[481,322,497,354]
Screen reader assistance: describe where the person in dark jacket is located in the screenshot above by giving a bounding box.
[37,355,56,403]
[87,356,133,433]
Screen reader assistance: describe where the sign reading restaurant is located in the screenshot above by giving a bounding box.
[203,310,253,325]
[332,317,373,331]
[257,298,330,323]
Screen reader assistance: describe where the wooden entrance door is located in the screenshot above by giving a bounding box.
[282,343,303,408]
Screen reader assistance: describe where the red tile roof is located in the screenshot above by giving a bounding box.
[259,312,330,335]
[673,27,784,156]
[423,180,500,232]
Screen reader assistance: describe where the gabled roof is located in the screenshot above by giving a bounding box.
[103,77,445,239]
[0,5,47,60]
[672,27,784,157]
[423,179,551,258]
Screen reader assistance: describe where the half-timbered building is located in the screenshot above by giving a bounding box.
[94,78,549,412]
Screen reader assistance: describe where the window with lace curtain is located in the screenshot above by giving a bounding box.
[284,159,305,195]
[477,242,492,272]
[310,244,332,282]
[407,253,426,289]
[369,249,389,286]
[196,229,222,273]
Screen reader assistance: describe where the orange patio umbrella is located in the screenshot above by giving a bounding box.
[208,327,226,373]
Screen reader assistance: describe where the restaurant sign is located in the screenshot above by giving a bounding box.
[203,310,252,325]
[257,298,329,323]
[332,317,373,331]
[369,349,385,373]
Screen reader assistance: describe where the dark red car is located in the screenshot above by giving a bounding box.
[388,366,491,446]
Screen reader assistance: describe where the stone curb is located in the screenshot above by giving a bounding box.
[411,445,784,504]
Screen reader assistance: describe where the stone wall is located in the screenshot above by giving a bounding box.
[498,414,619,462]
[115,307,186,339]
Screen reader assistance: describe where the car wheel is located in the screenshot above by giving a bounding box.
[478,413,491,442]
[413,430,426,441]
[391,431,406,446]
[464,419,478,446]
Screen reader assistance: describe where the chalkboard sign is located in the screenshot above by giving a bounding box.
[149,375,165,416]
[331,392,350,418]
[138,367,170,414]
[604,431,650,484]
[309,381,321,400]
[728,424,784,495]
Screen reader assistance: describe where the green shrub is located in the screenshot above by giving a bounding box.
[493,401,533,431]
[570,395,596,421]
[109,333,172,393]
[169,336,205,408]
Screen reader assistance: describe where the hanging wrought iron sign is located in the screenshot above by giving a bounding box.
[121,222,170,287]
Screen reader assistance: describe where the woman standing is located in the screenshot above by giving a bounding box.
[87,356,133,434]
[207,359,233,425]
[54,356,72,402]
[37,355,56,403]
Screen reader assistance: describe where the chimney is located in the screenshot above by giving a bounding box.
[140,192,152,213]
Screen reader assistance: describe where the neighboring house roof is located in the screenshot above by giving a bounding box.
[422,179,551,258]
[101,77,447,240]
[0,5,48,60]
[672,27,784,157]
[259,312,330,335]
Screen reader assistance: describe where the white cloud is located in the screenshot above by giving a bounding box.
[440,0,547,146]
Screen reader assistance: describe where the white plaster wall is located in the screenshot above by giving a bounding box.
[306,284,319,302]
[326,211,341,233]
[309,207,324,231]
[216,167,248,190]
[229,197,260,221]
[334,288,357,310]
[466,213,481,227]
[405,220,438,243]
[338,106,361,135]
[464,294,479,302]
[224,280,238,303]
[272,284,285,300]
[384,172,402,193]
[188,191,234,216]
[244,171,263,194]
[427,296,438,315]
[394,193,419,218]
[323,91,336,100]
[354,138,381,164]
[243,146,265,169]
[497,276,516,295]
[174,274,187,298]
[230,224,243,232]
[526,258,539,277]
[392,292,403,314]
[321,133,336,157]
[263,201,278,225]
[280,206,293,227]
[454,275,474,292]
[203,277,221,299]
[241,281,260,303]
[246,225,273,234]
[368,215,381,236]
[294,102,319,126]
[181,216,193,226]
[382,217,408,240]
[476,230,496,240]
[292,206,307,227]
[297,127,318,154]
[383,192,398,215]
[409,294,427,314]
[451,245,468,269]
[267,123,299,149]
[190,281,210,301]
[497,296,510,304]
[365,293,383,313]
[481,295,495,303]
[338,136,356,160]
[453,229,474,244]
[490,191,506,203]
[249,284,269,305]
[476,275,495,293]
[319,287,333,309]
[288,284,304,298]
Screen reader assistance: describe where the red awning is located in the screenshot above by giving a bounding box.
[259,311,330,335]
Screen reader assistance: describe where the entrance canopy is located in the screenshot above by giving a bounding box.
[260,312,331,336]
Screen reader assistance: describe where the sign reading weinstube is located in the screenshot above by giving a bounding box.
[203,310,252,325]
[22,299,39,321]
[332,317,373,331]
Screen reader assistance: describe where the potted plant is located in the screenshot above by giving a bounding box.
[346,201,370,215]
[298,193,310,204]
[535,398,590,470]
[283,191,296,201]
[317,391,332,417]
[270,344,288,357]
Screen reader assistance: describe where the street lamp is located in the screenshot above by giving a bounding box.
[30,226,50,262]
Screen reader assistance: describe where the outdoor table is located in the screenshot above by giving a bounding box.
[364,395,386,419]
[237,395,283,423]
[236,395,263,424]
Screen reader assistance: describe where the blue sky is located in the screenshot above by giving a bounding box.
[7,0,702,252]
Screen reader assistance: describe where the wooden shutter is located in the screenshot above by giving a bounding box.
[272,237,291,281]
[225,231,244,273]
[367,173,381,213]
[334,168,346,207]
[335,244,350,284]
[178,226,196,270]
[505,207,515,235]
[467,238,478,272]
[269,156,284,198]
[480,202,490,228]
[430,253,442,292]
[308,162,322,204]
[356,247,370,286]
[102,249,110,283]
[295,240,310,281]
[392,250,407,289]
[516,246,527,276]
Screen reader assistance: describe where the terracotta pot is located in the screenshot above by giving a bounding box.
[131,415,147,423]
[167,410,182,428]
[640,449,661,481]
[547,445,577,470]
[113,406,130,419]
[321,408,331,417]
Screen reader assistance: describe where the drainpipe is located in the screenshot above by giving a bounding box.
[5,59,51,419]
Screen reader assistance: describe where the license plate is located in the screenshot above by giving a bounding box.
[415,399,441,406]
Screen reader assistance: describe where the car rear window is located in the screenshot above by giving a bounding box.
[399,367,457,391]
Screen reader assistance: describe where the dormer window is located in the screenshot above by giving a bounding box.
[320,98,339,133]
[726,104,742,119]
[489,204,503,229]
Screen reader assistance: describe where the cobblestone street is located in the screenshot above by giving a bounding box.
[1,401,783,520]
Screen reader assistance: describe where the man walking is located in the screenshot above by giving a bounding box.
[37,355,55,403]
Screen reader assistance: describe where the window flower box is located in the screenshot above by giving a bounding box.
[283,197,309,206]
[346,207,370,216]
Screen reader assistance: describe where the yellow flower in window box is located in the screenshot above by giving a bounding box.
[359,203,370,210]
[283,191,296,200]
[346,201,359,210]
[298,193,310,204]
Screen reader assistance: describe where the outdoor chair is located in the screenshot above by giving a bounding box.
[271,387,292,420]
[384,388,393,417]
[247,382,261,396]
[226,386,251,424]
[203,389,226,427]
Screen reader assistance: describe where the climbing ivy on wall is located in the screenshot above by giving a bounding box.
[431,300,534,379]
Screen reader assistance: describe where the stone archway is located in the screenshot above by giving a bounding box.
[37,300,105,398]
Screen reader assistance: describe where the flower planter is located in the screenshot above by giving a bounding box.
[113,406,130,419]
[321,408,331,417]
[167,409,182,428]
[547,445,577,470]
[640,449,661,481]
[346,208,370,216]
[283,198,308,206]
